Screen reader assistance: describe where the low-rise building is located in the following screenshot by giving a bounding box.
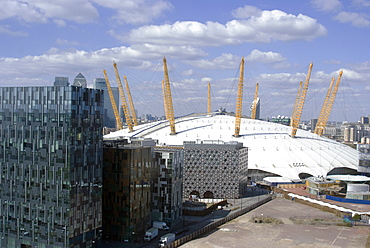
[183,140,248,199]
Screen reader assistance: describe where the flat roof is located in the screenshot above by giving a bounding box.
[327,175,370,182]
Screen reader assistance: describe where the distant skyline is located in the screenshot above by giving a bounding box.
[1,0,370,122]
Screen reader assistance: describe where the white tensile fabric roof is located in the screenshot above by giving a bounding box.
[105,114,359,180]
[327,175,370,182]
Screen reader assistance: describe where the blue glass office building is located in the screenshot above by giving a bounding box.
[0,86,103,247]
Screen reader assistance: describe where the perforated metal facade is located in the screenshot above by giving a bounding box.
[183,142,248,199]
[0,86,104,248]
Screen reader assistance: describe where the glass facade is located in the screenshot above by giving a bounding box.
[152,148,183,227]
[0,86,103,248]
[94,78,119,128]
[102,140,155,241]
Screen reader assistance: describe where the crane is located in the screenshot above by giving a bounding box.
[163,57,176,135]
[113,62,133,132]
[207,82,211,115]
[103,69,123,130]
[290,63,313,137]
[314,71,343,136]
[251,83,259,119]
[124,76,138,126]
[234,57,245,138]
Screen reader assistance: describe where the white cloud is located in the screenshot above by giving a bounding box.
[201,77,212,83]
[246,49,286,63]
[0,45,209,86]
[53,19,66,27]
[92,0,173,25]
[0,24,28,36]
[232,5,262,19]
[334,11,370,27]
[129,10,327,46]
[350,61,370,71]
[0,0,98,24]
[188,53,240,70]
[12,77,49,86]
[45,47,60,54]
[123,44,207,61]
[182,69,193,76]
[56,38,79,46]
[352,0,370,7]
[258,68,364,88]
[337,68,363,80]
[259,72,302,84]
[0,0,47,23]
[311,0,342,12]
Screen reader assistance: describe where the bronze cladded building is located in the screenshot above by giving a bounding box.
[102,139,157,242]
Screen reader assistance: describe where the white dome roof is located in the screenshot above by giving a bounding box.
[105,114,359,180]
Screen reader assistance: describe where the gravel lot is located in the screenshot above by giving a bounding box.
[180,197,370,248]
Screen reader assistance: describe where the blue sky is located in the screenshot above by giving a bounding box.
[1,0,370,122]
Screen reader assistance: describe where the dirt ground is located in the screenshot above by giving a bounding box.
[180,197,370,248]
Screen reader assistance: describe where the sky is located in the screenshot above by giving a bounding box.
[1,0,370,122]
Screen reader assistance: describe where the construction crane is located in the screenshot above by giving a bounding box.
[251,83,259,119]
[290,63,313,137]
[314,71,343,136]
[113,62,133,132]
[163,57,176,135]
[124,75,138,126]
[207,82,211,115]
[103,69,123,130]
[234,57,245,138]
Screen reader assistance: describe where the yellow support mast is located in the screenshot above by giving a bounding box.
[113,62,133,132]
[291,81,303,123]
[103,69,123,130]
[207,82,212,115]
[161,80,169,120]
[234,57,245,137]
[163,57,176,135]
[251,83,259,119]
[314,71,343,136]
[290,63,313,137]
[314,77,335,135]
[124,75,138,126]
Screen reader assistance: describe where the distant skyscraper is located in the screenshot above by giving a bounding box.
[311,119,318,131]
[0,86,104,247]
[94,77,120,128]
[54,76,69,86]
[360,116,369,124]
[73,72,87,87]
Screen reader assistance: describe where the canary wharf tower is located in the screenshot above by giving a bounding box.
[0,86,103,247]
